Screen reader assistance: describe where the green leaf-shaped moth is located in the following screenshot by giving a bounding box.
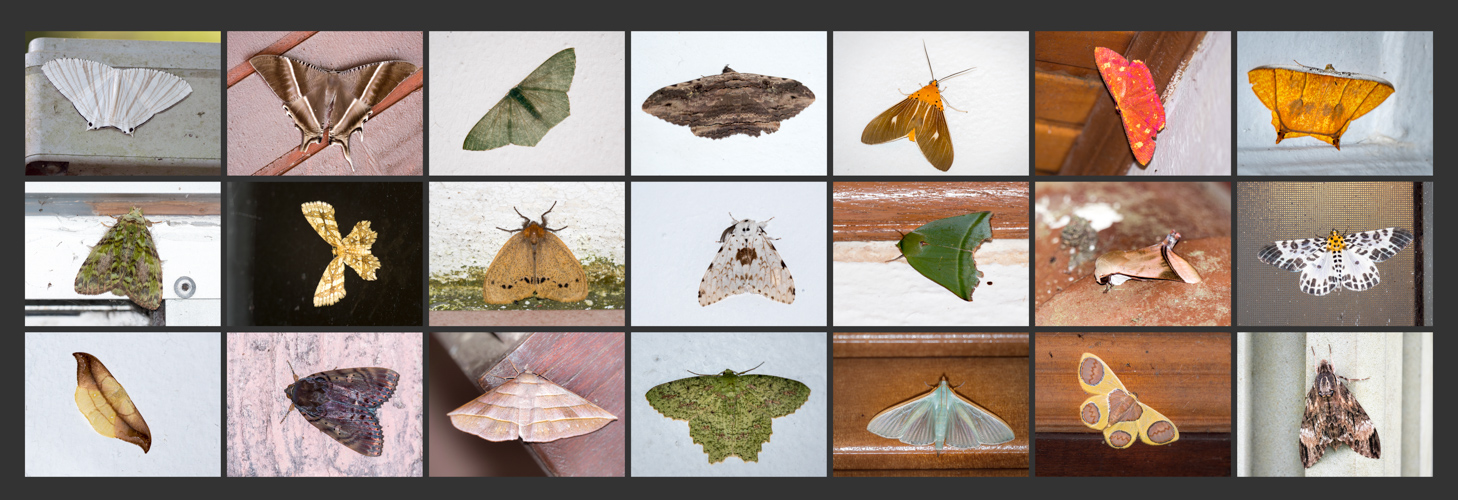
[74,207,163,310]
[894,211,992,301]
[464,48,576,151]
[645,363,810,463]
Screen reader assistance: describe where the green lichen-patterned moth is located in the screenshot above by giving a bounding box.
[866,375,1015,455]
[645,363,810,463]
[463,48,576,151]
[895,211,992,301]
[73,207,163,310]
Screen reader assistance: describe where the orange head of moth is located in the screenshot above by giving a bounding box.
[1323,229,1347,253]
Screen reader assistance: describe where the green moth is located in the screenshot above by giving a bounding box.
[463,48,576,151]
[645,363,810,463]
[866,375,1015,455]
[895,211,992,301]
[73,207,163,310]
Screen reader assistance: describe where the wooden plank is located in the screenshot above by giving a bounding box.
[834,332,1029,358]
[1034,332,1231,433]
[837,468,1028,477]
[832,333,1029,474]
[1034,119,1078,174]
[832,182,1030,241]
[472,332,625,477]
[1035,432,1231,476]
[1034,71,1102,124]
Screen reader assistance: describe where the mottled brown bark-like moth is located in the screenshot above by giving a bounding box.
[281,362,400,457]
[1300,346,1380,468]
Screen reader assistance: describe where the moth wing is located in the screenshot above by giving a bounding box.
[112,66,192,133]
[745,229,796,304]
[42,58,113,127]
[739,375,810,418]
[699,222,748,306]
[482,233,537,304]
[1336,380,1381,460]
[1080,393,1112,430]
[866,390,939,445]
[1257,236,1324,272]
[1102,418,1141,449]
[946,390,1015,447]
[249,55,329,147]
[645,376,714,421]
[463,49,575,150]
[861,97,919,145]
[314,256,347,307]
[533,231,589,302]
[1299,383,1327,468]
[1133,401,1179,445]
[1095,47,1165,165]
[320,367,401,407]
[301,202,343,245]
[911,98,953,171]
[1077,353,1128,397]
[304,400,387,457]
[1298,248,1339,296]
[1340,228,1411,291]
[340,221,381,281]
[328,60,418,142]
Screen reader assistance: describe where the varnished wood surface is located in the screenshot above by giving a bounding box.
[1035,433,1231,476]
[832,182,1030,241]
[475,332,625,477]
[832,333,1029,474]
[1034,332,1231,433]
[834,332,1029,358]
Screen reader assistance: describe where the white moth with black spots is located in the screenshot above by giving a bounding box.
[698,215,796,306]
[1257,228,1413,296]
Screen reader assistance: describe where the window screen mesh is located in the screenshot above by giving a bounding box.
[1237,182,1419,326]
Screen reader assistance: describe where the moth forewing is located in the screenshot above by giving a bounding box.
[1300,347,1381,468]
[447,365,617,443]
[1247,64,1395,149]
[866,378,1013,454]
[42,58,193,134]
[1093,231,1200,290]
[698,216,796,306]
[464,48,576,150]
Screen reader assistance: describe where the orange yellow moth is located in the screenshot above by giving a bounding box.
[1094,47,1166,166]
[482,202,589,304]
[1077,352,1179,448]
[301,201,380,307]
[861,42,974,172]
[1247,63,1394,150]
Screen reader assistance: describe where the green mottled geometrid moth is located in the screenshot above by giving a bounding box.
[73,207,163,310]
[645,363,810,463]
[895,211,992,301]
[464,48,576,151]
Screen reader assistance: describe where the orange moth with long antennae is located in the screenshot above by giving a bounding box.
[861,42,975,172]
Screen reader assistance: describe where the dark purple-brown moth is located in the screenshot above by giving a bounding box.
[1300,346,1380,468]
[1093,230,1202,292]
[281,362,400,457]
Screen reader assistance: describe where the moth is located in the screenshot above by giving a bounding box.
[1248,63,1395,150]
[301,201,380,307]
[1093,231,1202,292]
[482,202,589,304]
[74,207,164,310]
[1257,228,1413,296]
[861,42,974,171]
[281,362,400,457]
[1094,46,1166,166]
[447,360,616,442]
[645,363,810,463]
[1077,352,1179,448]
[893,211,992,301]
[866,375,1015,455]
[464,48,575,150]
[642,66,816,139]
[73,352,152,453]
[698,215,796,306]
[1300,346,1380,468]
[41,58,192,134]
[249,55,419,172]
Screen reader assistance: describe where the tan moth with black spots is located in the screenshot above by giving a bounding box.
[698,215,796,306]
[1257,228,1413,295]
[482,202,589,304]
[302,202,380,307]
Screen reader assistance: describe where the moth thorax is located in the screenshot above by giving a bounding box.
[1081,401,1101,425]
[913,82,944,110]
[1107,389,1142,424]
[522,223,548,242]
[735,247,758,266]
[1079,357,1104,385]
[1324,230,1347,253]
[1315,362,1337,397]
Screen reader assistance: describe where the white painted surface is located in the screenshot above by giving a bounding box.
[832,239,1029,326]
[429,32,626,175]
[1128,31,1232,176]
[1236,31,1433,175]
[630,182,827,326]
[25,332,221,476]
[833,31,1029,176]
[631,32,828,176]
[630,332,827,476]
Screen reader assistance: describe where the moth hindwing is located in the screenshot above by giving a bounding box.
[282,364,401,457]
[698,215,796,306]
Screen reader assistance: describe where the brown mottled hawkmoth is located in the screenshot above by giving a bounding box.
[1300,346,1380,468]
[281,363,400,457]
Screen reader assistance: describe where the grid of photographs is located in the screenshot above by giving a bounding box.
[22,30,1433,482]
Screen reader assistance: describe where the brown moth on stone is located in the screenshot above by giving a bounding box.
[447,360,617,442]
[641,66,816,139]
[1093,230,1202,292]
[1300,345,1380,469]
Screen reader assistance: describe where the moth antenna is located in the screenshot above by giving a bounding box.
[279,402,298,424]
[286,360,299,382]
[922,40,936,81]
[687,369,709,376]
[1340,375,1371,383]
[512,206,530,223]
[944,95,967,114]
[737,361,766,375]
[539,201,559,223]
[727,212,737,222]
